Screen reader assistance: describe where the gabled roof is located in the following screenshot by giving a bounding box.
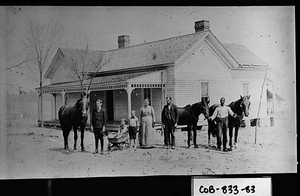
[59,48,105,66]
[44,48,105,79]
[45,30,268,80]
[45,31,209,79]
[222,43,268,68]
[99,31,209,72]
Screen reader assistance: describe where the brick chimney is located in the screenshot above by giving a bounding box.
[194,20,210,32]
[117,35,130,48]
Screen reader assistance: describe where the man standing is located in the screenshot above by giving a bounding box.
[209,97,237,152]
[91,99,106,154]
[161,97,179,149]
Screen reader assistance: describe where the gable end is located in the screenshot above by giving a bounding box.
[44,48,64,79]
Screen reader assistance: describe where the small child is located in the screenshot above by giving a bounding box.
[107,119,128,151]
[117,118,128,138]
[128,110,139,148]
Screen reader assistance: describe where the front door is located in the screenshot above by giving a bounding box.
[106,90,114,121]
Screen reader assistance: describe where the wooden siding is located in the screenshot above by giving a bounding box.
[165,66,175,103]
[113,89,128,121]
[55,94,63,119]
[131,88,162,123]
[175,43,232,107]
[131,88,142,119]
[151,88,162,123]
[231,70,270,119]
[51,94,55,120]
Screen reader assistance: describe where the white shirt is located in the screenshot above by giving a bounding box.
[210,105,235,120]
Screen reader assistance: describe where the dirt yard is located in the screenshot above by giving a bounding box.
[1,117,296,179]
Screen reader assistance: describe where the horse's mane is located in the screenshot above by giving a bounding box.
[192,101,201,106]
[191,101,208,118]
[192,101,207,108]
[73,98,83,109]
[229,98,243,115]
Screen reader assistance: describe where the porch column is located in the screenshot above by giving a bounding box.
[161,71,166,106]
[126,84,133,118]
[37,89,41,126]
[61,90,66,105]
[51,93,57,120]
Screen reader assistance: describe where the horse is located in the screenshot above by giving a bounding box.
[177,99,210,148]
[228,95,250,149]
[58,91,90,151]
[207,95,251,149]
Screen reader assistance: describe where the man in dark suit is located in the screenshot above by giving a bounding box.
[161,96,179,149]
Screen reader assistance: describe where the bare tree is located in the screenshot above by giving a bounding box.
[23,18,64,127]
[65,37,111,94]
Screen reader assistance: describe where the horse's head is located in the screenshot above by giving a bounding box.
[199,98,210,119]
[239,95,251,117]
[77,91,90,118]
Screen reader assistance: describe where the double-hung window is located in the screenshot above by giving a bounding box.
[200,82,210,102]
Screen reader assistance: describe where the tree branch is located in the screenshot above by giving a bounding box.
[4,55,29,71]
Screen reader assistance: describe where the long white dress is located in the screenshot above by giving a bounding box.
[139,105,155,148]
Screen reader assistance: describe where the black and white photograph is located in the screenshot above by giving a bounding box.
[0,6,296,179]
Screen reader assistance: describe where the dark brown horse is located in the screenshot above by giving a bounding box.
[178,99,210,148]
[58,91,90,151]
[208,95,251,148]
[228,95,250,149]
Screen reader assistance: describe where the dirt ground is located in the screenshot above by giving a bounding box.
[1,117,297,179]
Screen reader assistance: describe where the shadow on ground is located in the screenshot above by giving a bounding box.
[48,147,74,155]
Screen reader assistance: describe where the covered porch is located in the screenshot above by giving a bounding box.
[38,70,166,129]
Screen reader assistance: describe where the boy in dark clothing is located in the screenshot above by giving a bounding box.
[91,99,106,154]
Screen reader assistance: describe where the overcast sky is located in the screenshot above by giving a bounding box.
[3,6,295,100]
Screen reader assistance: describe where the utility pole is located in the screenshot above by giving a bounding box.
[255,66,268,144]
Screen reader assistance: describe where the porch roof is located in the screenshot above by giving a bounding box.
[38,70,164,93]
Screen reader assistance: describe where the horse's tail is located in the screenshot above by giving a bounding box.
[58,106,65,118]
[58,105,67,125]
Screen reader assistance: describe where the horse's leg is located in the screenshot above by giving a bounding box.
[190,126,193,145]
[208,125,211,146]
[193,124,198,148]
[234,125,239,148]
[62,127,71,150]
[187,125,191,148]
[228,123,233,149]
[80,126,85,151]
[73,126,78,151]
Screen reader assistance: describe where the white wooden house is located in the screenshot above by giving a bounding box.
[38,20,282,128]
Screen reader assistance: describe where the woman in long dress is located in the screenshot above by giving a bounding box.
[139,98,156,148]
